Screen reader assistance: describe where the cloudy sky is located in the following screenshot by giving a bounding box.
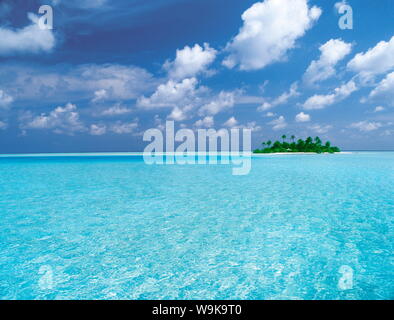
[1,0,394,153]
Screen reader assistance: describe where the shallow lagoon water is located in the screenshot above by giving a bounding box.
[0,153,393,300]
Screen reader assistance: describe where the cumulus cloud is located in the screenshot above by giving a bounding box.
[101,103,133,116]
[137,78,202,109]
[308,124,332,134]
[0,63,155,103]
[347,36,394,80]
[223,117,238,128]
[0,89,13,108]
[302,80,357,110]
[164,43,217,80]
[258,82,299,111]
[199,91,236,116]
[20,103,86,135]
[368,72,394,106]
[303,39,352,85]
[349,121,382,132]
[242,121,263,132]
[92,89,108,103]
[137,77,216,121]
[0,13,55,56]
[75,64,155,101]
[90,124,106,136]
[223,0,321,71]
[374,106,385,113]
[381,129,394,136]
[295,112,311,122]
[111,121,138,134]
[152,115,166,131]
[269,116,287,130]
[168,107,188,121]
[334,1,348,11]
[194,116,214,128]
[222,117,262,132]
[138,77,240,120]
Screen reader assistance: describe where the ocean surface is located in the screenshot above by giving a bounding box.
[0,152,393,300]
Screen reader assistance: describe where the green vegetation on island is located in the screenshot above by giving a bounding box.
[254,135,341,154]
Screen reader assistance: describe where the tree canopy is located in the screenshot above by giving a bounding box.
[254,136,341,154]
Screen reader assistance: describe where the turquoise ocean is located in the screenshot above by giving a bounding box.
[0,153,393,299]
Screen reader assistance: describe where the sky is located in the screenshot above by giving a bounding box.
[0,0,394,153]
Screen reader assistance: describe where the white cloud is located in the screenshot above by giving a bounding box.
[269,116,287,130]
[264,112,276,117]
[374,106,385,113]
[0,120,7,130]
[303,39,352,85]
[194,116,214,128]
[199,91,236,116]
[302,80,357,110]
[303,94,335,110]
[369,72,394,106]
[259,80,269,93]
[334,1,349,11]
[20,103,86,135]
[347,36,394,80]
[308,124,332,134]
[223,117,238,128]
[111,121,138,134]
[153,115,165,131]
[0,89,13,108]
[101,103,132,116]
[137,78,202,109]
[222,117,262,132]
[258,82,299,111]
[90,124,106,136]
[168,107,187,121]
[242,121,263,132]
[0,13,55,56]
[138,78,239,120]
[0,63,155,103]
[92,89,108,102]
[75,64,155,101]
[223,0,321,71]
[349,121,382,132]
[295,112,311,122]
[382,129,394,136]
[164,43,217,80]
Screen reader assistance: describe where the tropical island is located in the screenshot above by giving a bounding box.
[254,135,341,154]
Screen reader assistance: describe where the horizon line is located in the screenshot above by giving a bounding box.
[1,150,394,157]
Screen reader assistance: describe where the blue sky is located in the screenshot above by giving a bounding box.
[0,0,394,153]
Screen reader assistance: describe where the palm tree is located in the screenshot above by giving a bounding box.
[255,136,340,154]
[262,142,266,149]
[273,141,281,148]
